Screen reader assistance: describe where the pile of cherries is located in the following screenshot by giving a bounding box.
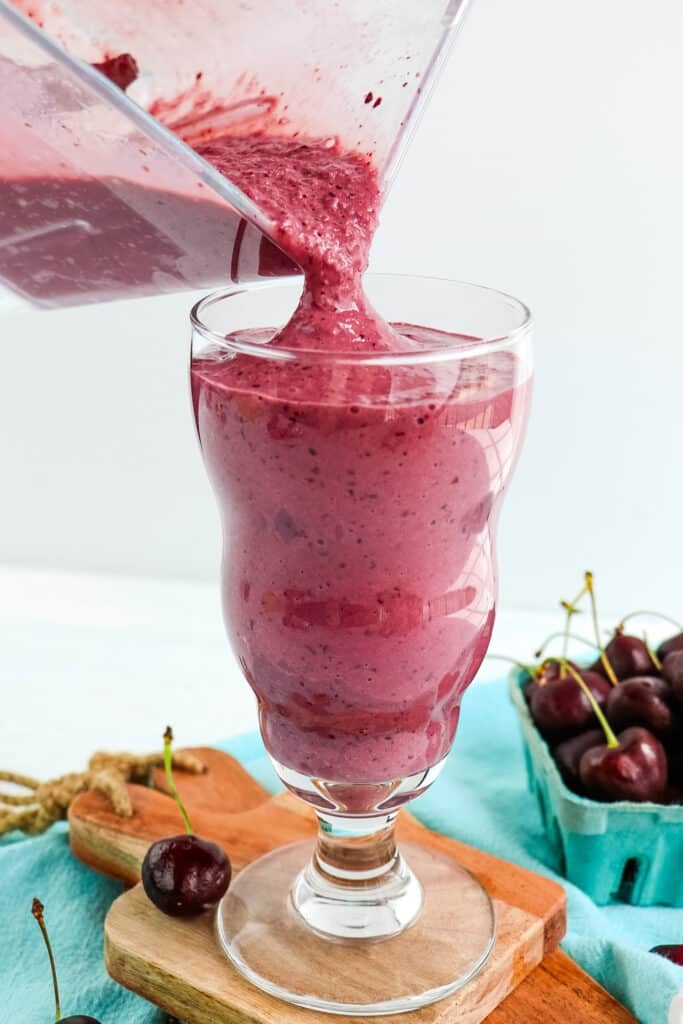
[522,574,682,805]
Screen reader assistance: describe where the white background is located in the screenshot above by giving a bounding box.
[2,0,683,612]
[3,0,683,612]
[2,0,683,770]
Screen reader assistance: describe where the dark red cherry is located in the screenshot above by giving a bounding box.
[579,727,667,802]
[662,651,683,707]
[591,634,656,680]
[605,676,678,738]
[529,671,611,740]
[141,834,231,917]
[650,944,683,966]
[541,660,581,681]
[658,631,683,661]
[553,729,604,793]
[61,1018,102,1023]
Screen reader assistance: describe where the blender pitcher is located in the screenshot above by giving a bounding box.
[0,0,470,309]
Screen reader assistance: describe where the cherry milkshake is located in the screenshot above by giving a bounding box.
[191,137,530,785]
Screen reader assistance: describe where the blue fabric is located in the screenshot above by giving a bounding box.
[0,823,166,1022]
[2,680,681,1023]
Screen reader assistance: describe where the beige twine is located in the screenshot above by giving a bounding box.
[0,749,205,836]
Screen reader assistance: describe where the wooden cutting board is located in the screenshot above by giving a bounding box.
[68,748,636,1024]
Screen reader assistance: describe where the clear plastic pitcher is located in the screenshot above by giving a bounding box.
[0,0,470,309]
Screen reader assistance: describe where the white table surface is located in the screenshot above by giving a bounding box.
[0,566,627,781]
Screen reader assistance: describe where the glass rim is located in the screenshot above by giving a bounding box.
[190,273,533,366]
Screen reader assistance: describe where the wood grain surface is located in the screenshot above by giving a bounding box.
[67,748,635,1024]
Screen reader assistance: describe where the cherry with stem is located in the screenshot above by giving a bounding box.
[528,653,612,739]
[543,658,619,749]
[549,654,670,803]
[141,727,231,917]
[32,898,100,1023]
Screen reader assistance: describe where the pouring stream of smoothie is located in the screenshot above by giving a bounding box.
[196,135,401,352]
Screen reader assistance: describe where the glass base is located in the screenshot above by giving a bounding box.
[216,839,496,1016]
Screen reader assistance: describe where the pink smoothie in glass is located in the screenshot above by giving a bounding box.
[191,137,529,784]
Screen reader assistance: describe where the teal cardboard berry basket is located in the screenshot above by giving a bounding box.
[509,669,683,906]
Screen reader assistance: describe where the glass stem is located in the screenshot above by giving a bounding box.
[291,810,423,942]
[314,811,400,886]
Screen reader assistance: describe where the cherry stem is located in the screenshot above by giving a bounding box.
[534,631,598,660]
[163,726,193,835]
[487,653,539,676]
[32,898,61,1022]
[584,571,619,686]
[618,610,683,633]
[642,632,662,672]
[545,658,620,749]
[560,583,587,661]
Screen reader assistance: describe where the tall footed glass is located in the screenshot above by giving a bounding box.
[190,275,532,1015]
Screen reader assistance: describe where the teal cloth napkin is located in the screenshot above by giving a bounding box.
[2,679,681,1023]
